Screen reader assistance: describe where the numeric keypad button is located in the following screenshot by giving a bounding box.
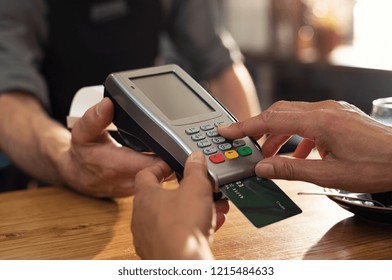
[191,133,206,141]
[203,147,218,155]
[214,120,226,127]
[212,137,226,144]
[200,124,214,131]
[206,130,219,137]
[232,139,246,148]
[197,140,212,148]
[218,143,232,151]
[185,127,200,135]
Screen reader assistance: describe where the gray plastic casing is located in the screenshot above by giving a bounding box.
[104,64,263,192]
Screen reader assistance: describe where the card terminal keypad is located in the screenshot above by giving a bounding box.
[185,122,253,164]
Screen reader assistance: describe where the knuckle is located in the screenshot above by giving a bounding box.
[234,119,245,129]
[271,100,290,108]
[337,100,355,110]
[323,99,341,108]
[318,100,352,111]
[325,100,359,112]
[260,109,275,124]
[275,160,296,180]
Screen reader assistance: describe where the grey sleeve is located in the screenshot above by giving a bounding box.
[165,0,243,81]
[0,0,49,108]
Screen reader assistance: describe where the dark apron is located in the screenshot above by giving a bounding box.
[42,0,163,124]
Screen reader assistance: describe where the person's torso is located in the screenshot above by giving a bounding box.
[42,0,163,124]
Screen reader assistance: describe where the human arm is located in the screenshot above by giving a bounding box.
[0,93,161,197]
[165,0,261,120]
[208,63,261,120]
[131,151,229,259]
[0,0,164,196]
[218,100,392,193]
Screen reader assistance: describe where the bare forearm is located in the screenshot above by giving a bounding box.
[0,92,70,184]
[208,64,261,121]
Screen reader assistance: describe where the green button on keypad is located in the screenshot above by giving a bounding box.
[237,146,252,156]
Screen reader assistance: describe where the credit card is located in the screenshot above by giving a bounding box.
[220,176,302,228]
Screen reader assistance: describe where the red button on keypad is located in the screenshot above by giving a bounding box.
[209,154,225,164]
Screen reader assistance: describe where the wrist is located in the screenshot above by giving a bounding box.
[36,115,72,186]
[153,227,214,260]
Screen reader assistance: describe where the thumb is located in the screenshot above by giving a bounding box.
[256,156,392,193]
[72,97,114,144]
[181,151,212,196]
[255,156,322,183]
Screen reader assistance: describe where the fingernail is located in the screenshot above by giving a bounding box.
[189,151,205,164]
[96,99,104,117]
[255,162,274,177]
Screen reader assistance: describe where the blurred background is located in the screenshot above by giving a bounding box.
[219,0,392,113]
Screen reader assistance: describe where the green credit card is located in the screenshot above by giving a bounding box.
[220,176,302,228]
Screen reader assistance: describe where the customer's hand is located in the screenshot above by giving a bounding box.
[219,100,392,193]
[131,151,229,259]
[58,98,162,197]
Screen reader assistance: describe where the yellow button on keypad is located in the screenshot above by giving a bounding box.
[224,150,239,160]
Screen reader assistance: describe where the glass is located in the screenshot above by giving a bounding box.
[369,98,392,209]
[370,97,392,125]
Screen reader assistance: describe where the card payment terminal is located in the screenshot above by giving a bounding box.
[104,65,302,227]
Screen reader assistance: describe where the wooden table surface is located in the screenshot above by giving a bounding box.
[0,178,391,260]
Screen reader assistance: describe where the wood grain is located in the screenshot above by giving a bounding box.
[0,179,391,260]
